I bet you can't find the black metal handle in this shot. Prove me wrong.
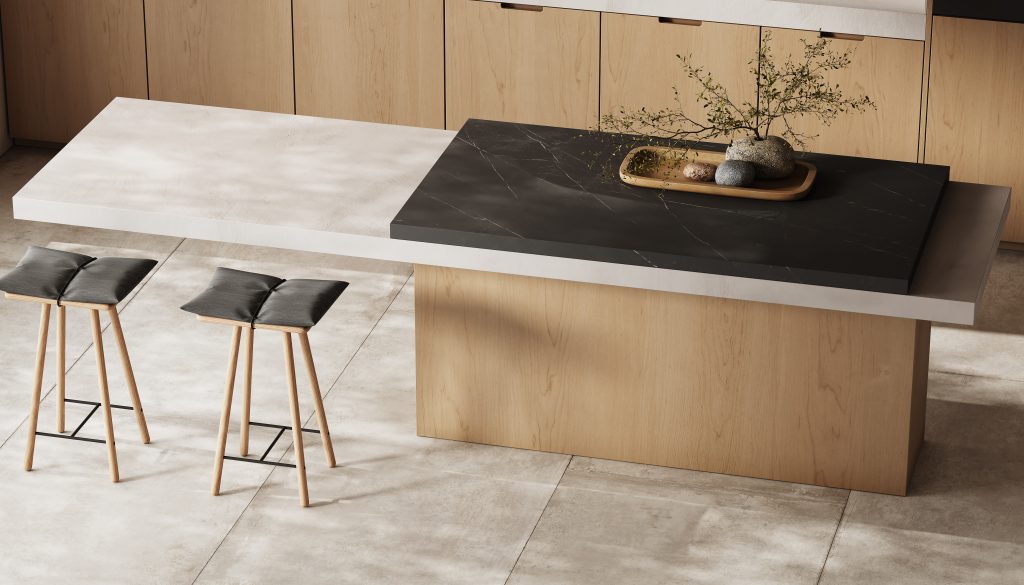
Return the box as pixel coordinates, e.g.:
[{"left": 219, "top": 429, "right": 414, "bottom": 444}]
[
  {"left": 658, "top": 17, "right": 703, "bottom": 26},
  {"left": 500, "top": 2, "right": 543, "bottom": 11},
  {"left": 820, "top": 31, "right": 865, "bottom": 41}
]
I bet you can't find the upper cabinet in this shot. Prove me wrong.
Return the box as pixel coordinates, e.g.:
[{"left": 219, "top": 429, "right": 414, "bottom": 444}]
[
  {"left": 0, "top": 0, "right": 148, "bottom": 143},
  {"left": 601, "top": 15, "right": 759, "bottom": 143},
  {"left": 294, "top": 0, "right": 444, "bottom": 129},
  {"left": 144, "top": 0, "right": 294, "bottom": 114},
  {"left": 445, "top": 0, "right": 600, "bottom": 131},
  {"left": 926, "top": 17, "right": 1024, "bottom": 242},
  {"left": 764, "top": 28, "right": 924, "bottom": 162}
]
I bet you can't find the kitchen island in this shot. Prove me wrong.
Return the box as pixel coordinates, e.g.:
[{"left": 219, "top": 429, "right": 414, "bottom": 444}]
[{"left": 12, "top": 98, "right": 1010, "bottom": 495}]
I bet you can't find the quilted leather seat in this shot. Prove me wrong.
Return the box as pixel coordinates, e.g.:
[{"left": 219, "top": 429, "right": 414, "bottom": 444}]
[
  {"left": 180, "top": 267, "right": 348, "bottom": 328},
  {"left": 0, "top": 246, "right": 157, "bottom": 305}
]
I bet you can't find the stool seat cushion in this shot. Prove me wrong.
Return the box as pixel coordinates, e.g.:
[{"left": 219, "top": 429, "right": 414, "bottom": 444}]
[
  {"left": 180, "top": 267, "right": 348, "bottom": 328},
  {"left": 0, "top": 246, "right": 158, "bottom": 305}
]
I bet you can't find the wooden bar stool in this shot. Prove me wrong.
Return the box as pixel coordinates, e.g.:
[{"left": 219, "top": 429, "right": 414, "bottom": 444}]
[
  {"left": 181, "top": 268, "right": 348, "bottom": 507},
  {"left": 0, "top": 246, "right": 157, "bottom": 482}
]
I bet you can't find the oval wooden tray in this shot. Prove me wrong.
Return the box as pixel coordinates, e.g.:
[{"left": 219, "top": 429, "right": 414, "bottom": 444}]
[{"left": 619, "top": 146, "right": 817, "bottom": 201}]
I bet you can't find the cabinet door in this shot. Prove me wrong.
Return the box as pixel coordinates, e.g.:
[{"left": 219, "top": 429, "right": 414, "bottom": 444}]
[
  {"left": 601, "top": 15, "right": 759, "bottom": 144},
  {"left": 765, "top": 28, "right": 924, "bottom": 162},
  {"left": 1, "top": 0, "right": 148, "bottom": 143},
  {"left": 145, "top": 0, "right": 294, "bottom": 114},
  {"left": 926, "top": 17, "right": 1024, "bottom": 242},
  {"left": 294, "top": 0, "right": 444, "bottom": 129},
  {"left": 445, "top": 0, "right": 599, "bottom": 130}
]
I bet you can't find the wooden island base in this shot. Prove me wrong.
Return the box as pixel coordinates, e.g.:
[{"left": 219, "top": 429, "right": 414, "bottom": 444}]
[{"left": 414, "top": 265, "right": 930, "bottom": 496}]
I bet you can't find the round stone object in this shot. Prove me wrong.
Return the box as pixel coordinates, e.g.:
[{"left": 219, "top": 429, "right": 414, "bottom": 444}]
[
  {"left": 725, "top": 135, "right": 795, "bottom": 179},
  {"left": 682, "top": 161, "right": 717, "bottom": 183},
  {"left": 715, "top": 159, "right": 757, "bottom": 187}
]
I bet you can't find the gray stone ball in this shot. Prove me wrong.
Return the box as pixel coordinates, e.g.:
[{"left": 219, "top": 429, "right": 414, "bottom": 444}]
[{"left": 715, "top": 159, "right": 757, "bottom": 187}]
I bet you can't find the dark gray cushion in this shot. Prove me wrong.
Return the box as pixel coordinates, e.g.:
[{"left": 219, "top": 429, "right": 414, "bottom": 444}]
[
  {"left": 180, "top": 267, "right": 348, "bottom": 328},
  {"left": 0, "top": 246, "right": 157, "bottom": 305}
]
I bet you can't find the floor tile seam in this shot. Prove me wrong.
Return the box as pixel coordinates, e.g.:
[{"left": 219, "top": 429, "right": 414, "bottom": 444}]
[
  {"left": 503, "top": 455, "right": 573, "bottom": 585},
  {"left": 0, "top": 238, "right": 186, "bottom": 449},
  {"left": 815, "top": 490, "right": 851, "bottom": 585}
]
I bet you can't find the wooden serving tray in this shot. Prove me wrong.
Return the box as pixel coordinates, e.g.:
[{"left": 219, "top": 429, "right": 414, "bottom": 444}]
[{"left": 619, "top": 146, "right": 817, "bottom": 201}]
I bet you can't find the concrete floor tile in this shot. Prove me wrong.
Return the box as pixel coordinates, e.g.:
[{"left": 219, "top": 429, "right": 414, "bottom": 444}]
[
  {"left": 506, "top": 457, "right": 848, "bottom": 585},
  {"left": 819, "top": 372, "right": 1024, "bottom": 585}
]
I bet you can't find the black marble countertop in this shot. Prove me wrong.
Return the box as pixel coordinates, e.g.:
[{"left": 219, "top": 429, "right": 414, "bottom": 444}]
[
  {"left": 391, "top": 119, "right": 949, "bottom": 294},
  {"left": 933, "top": 0, "right": 1024, "bottom": 25}
]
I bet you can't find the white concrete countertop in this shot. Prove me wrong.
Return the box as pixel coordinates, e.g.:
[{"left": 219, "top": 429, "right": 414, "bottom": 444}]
[
  {"left": 481, "top": 0, "right": 928, "bottom": 40},
  {"left": 12, "top": 98, "right": 1008, "bottom": 325}
]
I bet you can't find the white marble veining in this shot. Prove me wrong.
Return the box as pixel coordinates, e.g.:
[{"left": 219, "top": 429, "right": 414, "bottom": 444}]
[
  {"left": 481, "top": 0, "right": 927, "bottom": 40},
  {"left": 12, "top": 98, "right": 1009, "bottom": 325}
]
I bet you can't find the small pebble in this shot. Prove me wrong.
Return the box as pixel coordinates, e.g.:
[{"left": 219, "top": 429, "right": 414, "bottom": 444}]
[
  {"left": 682, "top": 161, "right": 717, "bottom": 183},
  {"left": 715, "top": 159, "right": 757, "bottom": 187}
]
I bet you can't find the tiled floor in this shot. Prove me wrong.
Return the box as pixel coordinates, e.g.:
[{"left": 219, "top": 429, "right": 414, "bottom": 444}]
[{"left": 0, "top": 146, "right": 1021, "bottom": 584}]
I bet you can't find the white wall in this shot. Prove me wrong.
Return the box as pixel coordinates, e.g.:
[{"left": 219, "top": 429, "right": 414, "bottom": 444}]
[{"left": 0, "top": 39, "right": 9, "bottom": 155}]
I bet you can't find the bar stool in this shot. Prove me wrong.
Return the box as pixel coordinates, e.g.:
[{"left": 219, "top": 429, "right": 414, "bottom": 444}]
[
  {"left": 0, "top": 246, "right": 157, "bottom": 482},
  {"left": 181, "top": 267, "right": 348, "bottom": 507}
]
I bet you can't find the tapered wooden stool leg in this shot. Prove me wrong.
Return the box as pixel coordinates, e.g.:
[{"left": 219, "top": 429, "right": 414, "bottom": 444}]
[
  {"left": 89, "top": 310, "right": 119, "bottom": 483},
  {"left": 212, "top": 326, "right": 242, "bottom": 496},
  {"left": 24, "top": 304, "right": 51, "bottom": 471},
  {"left": 283, "top": 333, "right": 309, "bottom": 507},
  {"left": 298, "top": 332, "right": 335, "bottom": 468},
  {"left": 56, "top": 306, "right": 66, "bottom": 433},
  {"left": 239, "top": 327, "right": 254, "bottom": 456},
  {"left": 108, "top": 307, "right": 150, "bottom": 444}
]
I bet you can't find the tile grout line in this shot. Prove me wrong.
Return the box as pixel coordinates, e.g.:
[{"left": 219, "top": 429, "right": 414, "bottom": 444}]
[
  {"left": 503, "top": 455, "right": 573, "bottom": 585},
  {"left": 190, "top": 269, "right": 413, "bottom": 585},
  {"left": 0, "top": 238, "right": 186, "bottom": 450},
  {"left": 815, "top": 490, "right": 851, "bottom": 585}
]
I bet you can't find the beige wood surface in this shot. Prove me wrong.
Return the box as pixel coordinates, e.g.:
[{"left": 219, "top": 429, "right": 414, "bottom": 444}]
[
  {"left": 445, "top": 0, "right": 600, "bottom": 130},
  {"left": 56, "top": 306, "right": 66, "bottom": 433},
  {"left": 108, "top": 308, "right": 151, "bottom": 444},
  {"left": 0, "top": 0, "right": 148, "bottom": 143},
  {"left": 926, "top": 17, "right": 1024, "bottom": 243},
  {"left": 619, "top": 147, "right": 817, "bottom": 200},
  {"left": 282, "top": 333, "right": 309, "bottom": 507},
  {"left": 89, "top": 309, "right": 119, "bottom": 483},
  {"left": 600, "top": 15, "right": 759, "bottom": 142},
  {"left": 23, "top": 304, "right": 51, "bottom": 471},
  {"left": 144, "top": 0, "right": 294, "bottom": 113},
  {"left": 212, "top": 326, "right": 241, "bottom": 496},
  {"left": 765, "top": 28, "right": 924, "bottom": 162},
  {"left": 294, "top": 0, "right": 444, "bottom": 128},
  {"left": 298, "top": 332, "right": 336, "bottom": 468},
  {"left": 415, "top": 265, "right": 929, "bottom": 495},
  {"left": 240, "top": 327, "right": 254, "bottom": 457}
]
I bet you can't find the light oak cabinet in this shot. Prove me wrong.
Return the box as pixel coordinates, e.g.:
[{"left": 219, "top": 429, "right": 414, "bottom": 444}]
[
  {"left": 926, "top": 17, "right": 1024, "bottom": 242},
  {"left": 601, "top": 15, "right": 760, "bottom": 143},
  {"left": 765, "top": 28, "right": 924, "bottom": 162},
  {"left": 445, "top": 0, "right": 600, "bottom": 130},
  {"left": 294, "top": 0, "right": 444, "bottom": 129},
  {"left": 144, "top": 0, "right": 294, "bottom": 114},
  {"left": 0, "top": 0, "right": 148, "bottom": 143}
]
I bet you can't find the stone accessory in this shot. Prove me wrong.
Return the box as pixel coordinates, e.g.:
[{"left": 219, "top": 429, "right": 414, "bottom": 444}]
[
  {"left": 715, "top": 160, "right": 757, "bottom": 187},
  {"left": 725, "top": 135, "right": 796, "bottom": 179},
  {"left": 682, "top": 161, "right": 717, "bottom": 183}
]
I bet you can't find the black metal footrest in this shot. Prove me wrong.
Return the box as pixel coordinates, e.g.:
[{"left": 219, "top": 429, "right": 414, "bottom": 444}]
[
  {"left": 35, "top": 398, "right": 134, "bottom": 444},
  {"left": 222, "top": 421, "right": 320, "bottom": 469}
]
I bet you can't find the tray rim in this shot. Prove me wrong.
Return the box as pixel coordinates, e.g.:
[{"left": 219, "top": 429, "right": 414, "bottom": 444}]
[{"left": 619, "top": 145, "right": 817, "bottom": 201}]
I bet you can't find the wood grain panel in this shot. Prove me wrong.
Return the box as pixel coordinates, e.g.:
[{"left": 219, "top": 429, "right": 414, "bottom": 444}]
[
  {"left": 415, "top": 265, "right": 929, "bottom": 495},
  {"left": 766, "top": 28, "right": 924, "bottom": 162},
  {"left": 294, "top": 0, "right": 444, "bottom": 128},
  {"left": 601, "top": 15, "right": 759, "bottom": 143},
  {"left": 144, "top": 0, "right": 294, "bottom": 113},
  {"left": 926, "top": 17, "right": 1024, "bottom": 242},
  {"left": 0, "top": 0, "right": 148, "bottom": 143},
  {"left": 444, "top": 0, "right": 600, "bottom": 130}
]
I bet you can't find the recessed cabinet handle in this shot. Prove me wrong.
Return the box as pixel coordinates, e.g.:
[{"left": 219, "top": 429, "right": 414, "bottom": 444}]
[
  {"left": 820, "top": 31, "right": 865, "bottom": 41},
  {"left": 658, "top": 17, "right": 703, "bottom": 26},
  {"left": 500, "top": 2, "right": 543, "bottom": 11}
]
